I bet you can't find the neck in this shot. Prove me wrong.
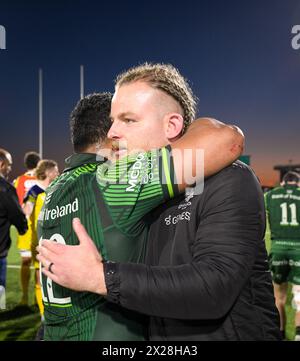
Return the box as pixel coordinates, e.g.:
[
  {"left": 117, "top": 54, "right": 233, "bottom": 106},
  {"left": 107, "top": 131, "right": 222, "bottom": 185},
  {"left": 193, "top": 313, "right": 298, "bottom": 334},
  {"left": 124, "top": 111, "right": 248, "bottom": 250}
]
[
  {"left": 80, "top": 141, "right": 112, "bottom": 160},
  {"left": 83, "top": 144, "right": 98, "bottom": 154},
  {"left": 38, "top": 179, "right": 50, "bottom": 189}
]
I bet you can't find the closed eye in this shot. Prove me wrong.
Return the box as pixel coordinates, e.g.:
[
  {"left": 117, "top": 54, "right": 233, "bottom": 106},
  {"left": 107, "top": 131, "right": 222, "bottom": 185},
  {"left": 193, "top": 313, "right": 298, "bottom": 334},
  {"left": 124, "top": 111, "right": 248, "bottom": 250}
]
[{"left": 123, "top": 118, "right": 136, "bottom": 123}]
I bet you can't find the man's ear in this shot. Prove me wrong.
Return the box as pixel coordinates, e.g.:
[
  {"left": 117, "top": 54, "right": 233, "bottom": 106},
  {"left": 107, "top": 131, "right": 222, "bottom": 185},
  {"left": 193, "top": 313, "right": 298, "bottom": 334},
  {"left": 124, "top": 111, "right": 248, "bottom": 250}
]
[{"left": 164, "top": 113, "right": 184, "bottom": 140}]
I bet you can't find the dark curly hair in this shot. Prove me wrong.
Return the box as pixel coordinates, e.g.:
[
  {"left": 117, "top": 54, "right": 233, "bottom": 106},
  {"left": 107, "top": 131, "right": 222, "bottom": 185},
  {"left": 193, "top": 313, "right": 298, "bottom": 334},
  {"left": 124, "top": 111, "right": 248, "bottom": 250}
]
[
  {"left": 70, "top": 92, "right": 112, "bottom": 152},
  {"left": 24, "top": 151, "right": 40, "bottom": 170}
]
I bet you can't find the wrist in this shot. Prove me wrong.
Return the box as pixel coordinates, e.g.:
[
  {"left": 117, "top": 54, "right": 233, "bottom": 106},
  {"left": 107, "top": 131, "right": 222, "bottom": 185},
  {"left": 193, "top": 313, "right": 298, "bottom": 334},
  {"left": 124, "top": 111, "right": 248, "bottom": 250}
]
[
  {"left": 92, "top": 260, "right": 107, "bottom": 295},
  {"left": 103, "top": 261, "right": 121, "bottom": 304}
]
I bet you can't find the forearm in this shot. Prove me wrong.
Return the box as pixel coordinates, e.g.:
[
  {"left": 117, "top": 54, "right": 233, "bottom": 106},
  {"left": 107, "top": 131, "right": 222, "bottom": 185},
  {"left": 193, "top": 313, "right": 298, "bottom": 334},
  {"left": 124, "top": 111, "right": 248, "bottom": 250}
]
[
  {"left": 103, "top": 260, "right": 250, "bottom": 320},
  {"left": 103, "top": 166, "right": 264, "bottom": 320},
  {"left": 171, "top": 118, "right": 244, "bottom": 191},
  {"left": 23, "top": 201, "right": 34, "bottom": 217}
]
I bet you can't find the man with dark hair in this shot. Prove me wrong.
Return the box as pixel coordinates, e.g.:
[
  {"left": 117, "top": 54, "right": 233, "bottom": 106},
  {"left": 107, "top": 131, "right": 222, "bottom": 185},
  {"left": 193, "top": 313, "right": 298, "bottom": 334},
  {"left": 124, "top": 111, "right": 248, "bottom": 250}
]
[
  {"left": 37, "top": 86, "right": 243, "bottom": 340},
  {"left": 15, "top": 152, "right": 41, "bottom": 205},
  {"left": 14, "top": 150, "right": 40, "bottom": 305},
  {"left": 265, "top": 171, "right": 300, "bottom": 340},
  {"left": 70, "top": 92, "right": 112, "bottom": 153},
  {"left": 0, "top": 148, "right": 27, "bottom": 308},
  {"left": 23, "top": 152, "right": 41, "bottom": 176}
]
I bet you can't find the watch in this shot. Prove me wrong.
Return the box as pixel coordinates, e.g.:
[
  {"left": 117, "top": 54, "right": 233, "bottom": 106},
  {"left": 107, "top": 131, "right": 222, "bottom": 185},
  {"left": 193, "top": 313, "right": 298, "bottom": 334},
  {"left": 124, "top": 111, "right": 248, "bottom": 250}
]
[{"left": 103, "top": 261, "right": 120, "bottom": 304}]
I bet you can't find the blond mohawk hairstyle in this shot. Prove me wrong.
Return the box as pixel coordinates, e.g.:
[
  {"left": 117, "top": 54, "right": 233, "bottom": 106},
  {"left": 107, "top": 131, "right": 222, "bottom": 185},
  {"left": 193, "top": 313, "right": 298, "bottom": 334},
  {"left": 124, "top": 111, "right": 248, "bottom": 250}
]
[{"left": 115, "top": 63, "right": 197, "bottom": 133}]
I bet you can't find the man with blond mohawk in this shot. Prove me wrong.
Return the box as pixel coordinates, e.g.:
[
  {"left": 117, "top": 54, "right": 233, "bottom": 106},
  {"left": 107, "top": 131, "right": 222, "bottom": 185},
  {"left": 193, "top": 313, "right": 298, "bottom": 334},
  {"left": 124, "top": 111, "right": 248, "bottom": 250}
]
[
  {"left": 38, "top": 81, "right": 242, "bottom": 340},
  {"left": 38, "top": 63, "right": 280, "bottom": 341}
]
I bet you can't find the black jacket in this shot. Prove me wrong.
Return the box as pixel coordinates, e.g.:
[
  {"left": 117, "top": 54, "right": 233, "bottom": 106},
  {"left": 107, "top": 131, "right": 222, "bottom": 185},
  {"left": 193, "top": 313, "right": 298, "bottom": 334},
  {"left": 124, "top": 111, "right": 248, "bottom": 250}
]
[
  {"left": 0, "top": 176, "right": 27, "bottom": 258},
  {"left": 105, "top": 162, "right": 281, "bottom": 340}
]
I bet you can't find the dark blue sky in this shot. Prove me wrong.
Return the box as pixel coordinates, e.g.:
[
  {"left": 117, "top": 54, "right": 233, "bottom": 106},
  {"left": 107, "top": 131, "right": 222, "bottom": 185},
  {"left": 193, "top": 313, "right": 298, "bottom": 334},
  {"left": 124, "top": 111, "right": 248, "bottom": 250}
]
[{"left": 0, "top": 0, "right": 299, "bottom": 185}]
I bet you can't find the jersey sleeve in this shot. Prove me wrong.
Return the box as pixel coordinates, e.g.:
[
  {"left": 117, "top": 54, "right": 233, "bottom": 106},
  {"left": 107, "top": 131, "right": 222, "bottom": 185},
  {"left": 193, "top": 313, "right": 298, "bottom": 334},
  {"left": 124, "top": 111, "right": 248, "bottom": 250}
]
[
  {"left": 96, "top": 145, "right": 179, "bottom": 232},
  {"left": 24, "top": 185, "right": 42, "bottom": 205}
]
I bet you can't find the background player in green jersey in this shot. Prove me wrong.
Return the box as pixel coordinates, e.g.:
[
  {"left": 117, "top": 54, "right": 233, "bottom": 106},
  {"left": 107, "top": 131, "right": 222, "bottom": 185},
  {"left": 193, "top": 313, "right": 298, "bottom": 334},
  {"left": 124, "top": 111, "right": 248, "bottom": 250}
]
[
  {"left": 265, "top": 171, "right": 300, "bottom": 340},
  {"left": 38, "top": 68, "right": 244, "bottom": 340}
]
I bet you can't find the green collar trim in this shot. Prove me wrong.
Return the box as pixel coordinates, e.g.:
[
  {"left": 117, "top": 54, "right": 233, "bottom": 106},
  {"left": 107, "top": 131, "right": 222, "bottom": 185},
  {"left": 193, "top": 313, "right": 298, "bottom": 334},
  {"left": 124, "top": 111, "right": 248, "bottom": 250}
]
[{"left": 64, "top": 153, "right": 99, "bottom": 171}]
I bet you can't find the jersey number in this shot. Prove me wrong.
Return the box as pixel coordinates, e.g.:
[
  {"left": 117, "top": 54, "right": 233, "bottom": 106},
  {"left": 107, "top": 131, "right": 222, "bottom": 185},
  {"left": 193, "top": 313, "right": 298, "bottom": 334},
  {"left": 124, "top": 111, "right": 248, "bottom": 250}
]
[
  {"left": 280, "top": 203, "right": 299, "bottom": 226},
  {"left": 40, "top": 233, "right": 72, "bottom": 305}
]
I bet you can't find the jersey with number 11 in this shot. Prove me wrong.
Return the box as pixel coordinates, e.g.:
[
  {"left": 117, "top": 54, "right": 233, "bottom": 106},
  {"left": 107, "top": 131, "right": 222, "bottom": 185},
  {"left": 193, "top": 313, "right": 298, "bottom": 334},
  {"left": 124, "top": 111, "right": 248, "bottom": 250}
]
[{"left": 265, "top": 184, "right": 300, "bottom": 241}]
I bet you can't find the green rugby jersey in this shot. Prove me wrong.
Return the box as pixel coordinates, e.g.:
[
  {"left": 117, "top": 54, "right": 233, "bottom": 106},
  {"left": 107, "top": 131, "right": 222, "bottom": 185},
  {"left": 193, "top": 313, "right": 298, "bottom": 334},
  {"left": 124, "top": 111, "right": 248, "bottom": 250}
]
[
  {"left": 38, "top": 148, "right": 178, "bottom": 340},
  {"left": 265, "top": 184, "right": 300, "bottom": 241}
]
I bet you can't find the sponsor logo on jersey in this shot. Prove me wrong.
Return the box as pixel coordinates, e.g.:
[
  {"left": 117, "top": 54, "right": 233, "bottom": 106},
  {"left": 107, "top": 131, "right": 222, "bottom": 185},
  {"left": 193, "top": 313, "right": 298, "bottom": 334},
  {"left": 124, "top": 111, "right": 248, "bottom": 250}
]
[
  {"left": 164, "top": 211, "right": 191, "bottom": 226},
  {"left": 274, "top": 241, "right": 300, "bottom": 247},
  {"left": 44, "top": 198, "right": 78, "bottom": 220},
  {"left": 289, "top": 259, "right": 300, "bottom": 267},
  {"left": 126, "top": 153, "right": 149, "bottom": 192},
  {"left": 271, "top": 194, "right": 300, "bottom": 201}
]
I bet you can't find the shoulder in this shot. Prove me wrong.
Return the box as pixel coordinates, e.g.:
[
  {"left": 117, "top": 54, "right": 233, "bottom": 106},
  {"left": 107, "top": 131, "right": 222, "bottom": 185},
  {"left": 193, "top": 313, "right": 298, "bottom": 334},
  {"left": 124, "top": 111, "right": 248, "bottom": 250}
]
[
  {"left": 25, "top": 170, "right": 36, "bottom": 177},
  {"left": 32, "top": 184, "right": 44, "bottom": 193},
  {"left": 269, "top": 186, "right": 283, "bottom": 193},
  {"left": 27, "top": 185, "right": 37, "bottom": 196},
  {"left": 197, "top": 161, "right": 264, "bottom": 210},
  {"left": 16, "top": 173, "right": 28, "bottom": 182},
  {"left": 206, "top": 160, "right": 260, "bottom": 188}
]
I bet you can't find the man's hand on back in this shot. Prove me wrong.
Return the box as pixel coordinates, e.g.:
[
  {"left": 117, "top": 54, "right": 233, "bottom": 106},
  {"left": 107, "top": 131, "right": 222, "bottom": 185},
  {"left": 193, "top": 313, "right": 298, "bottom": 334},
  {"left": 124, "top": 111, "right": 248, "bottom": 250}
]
[{"left": 37, "top": 218, "right": 107, "bottom": 295}]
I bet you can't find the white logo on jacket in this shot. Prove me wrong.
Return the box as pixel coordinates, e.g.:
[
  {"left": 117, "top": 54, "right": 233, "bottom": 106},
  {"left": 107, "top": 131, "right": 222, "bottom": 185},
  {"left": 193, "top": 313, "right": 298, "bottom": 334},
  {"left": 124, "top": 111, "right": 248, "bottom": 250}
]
[
  {"left": 164, "top": 211, "right": 191, "bottom": 226},
  {"left": 178, "top": 189, "right": 195, "bottom": 210}
]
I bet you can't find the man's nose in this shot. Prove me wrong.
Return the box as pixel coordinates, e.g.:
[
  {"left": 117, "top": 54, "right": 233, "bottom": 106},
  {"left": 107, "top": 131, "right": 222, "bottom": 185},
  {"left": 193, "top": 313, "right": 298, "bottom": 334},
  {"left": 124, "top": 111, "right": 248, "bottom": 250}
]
[{"left": 107, "top": 121, "right": 121, "bottom": 140}]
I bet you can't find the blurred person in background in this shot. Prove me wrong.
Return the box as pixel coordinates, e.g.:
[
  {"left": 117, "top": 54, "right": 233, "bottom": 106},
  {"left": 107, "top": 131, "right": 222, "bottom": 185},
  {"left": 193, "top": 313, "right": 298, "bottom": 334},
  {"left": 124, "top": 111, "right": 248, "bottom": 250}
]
[
  {"left": 14, "top": 151, "right": 40, "bottom": 306},
  {"left": 25, "top": 159, "right": 59, "bottom": 340},
  {"left": 265, "top": 171, "right": 300, "bottom": 340},
  {"left": 0, "top": 148, "right": 27, "bottom": 309}
]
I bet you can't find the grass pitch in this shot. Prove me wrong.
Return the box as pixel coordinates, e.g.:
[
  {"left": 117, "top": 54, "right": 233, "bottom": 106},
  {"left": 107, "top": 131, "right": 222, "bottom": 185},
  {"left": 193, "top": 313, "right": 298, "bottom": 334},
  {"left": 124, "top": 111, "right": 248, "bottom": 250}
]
[{"left": 0, "top": 227, "right": 40, "bottom": 341}]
